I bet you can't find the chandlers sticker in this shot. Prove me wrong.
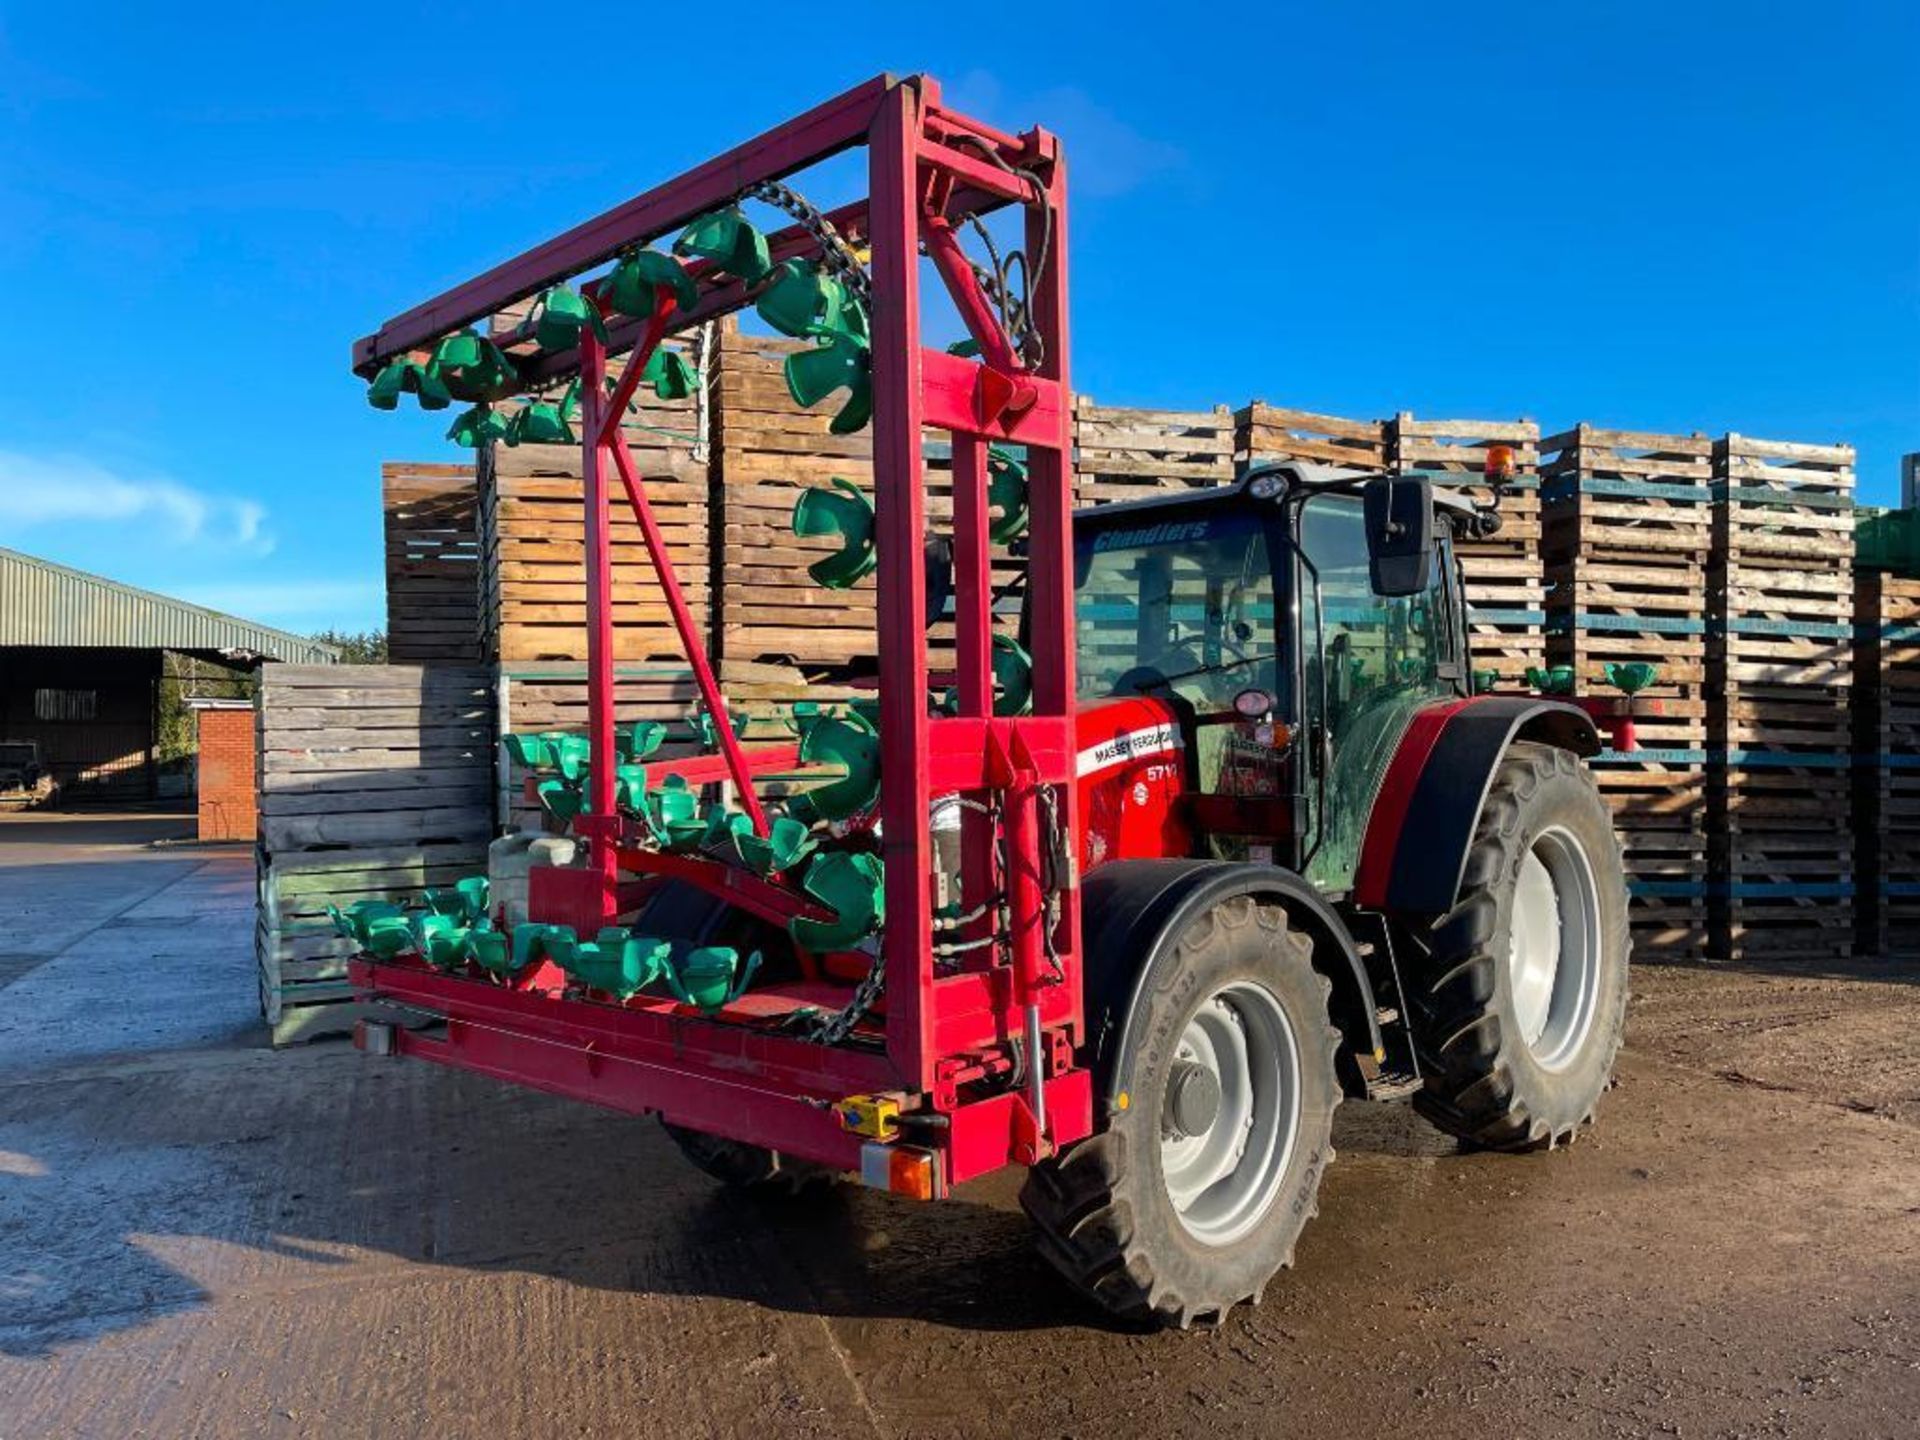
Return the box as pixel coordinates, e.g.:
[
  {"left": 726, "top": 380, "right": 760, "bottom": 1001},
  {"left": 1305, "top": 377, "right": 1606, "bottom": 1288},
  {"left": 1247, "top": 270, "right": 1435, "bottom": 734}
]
[
  {"left": 1090, "top": 520, "right": 1211, "bottom": 553},
  {"left": 1077, "top": 723, "right": 1185, "bottom": 777}
]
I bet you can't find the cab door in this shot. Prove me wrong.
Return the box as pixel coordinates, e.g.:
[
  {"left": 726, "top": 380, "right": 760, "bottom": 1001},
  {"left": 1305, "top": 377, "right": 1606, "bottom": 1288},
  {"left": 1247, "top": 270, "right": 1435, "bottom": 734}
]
[{"left": 1295, "top": 492, "right": 1462, "bottom": 892}]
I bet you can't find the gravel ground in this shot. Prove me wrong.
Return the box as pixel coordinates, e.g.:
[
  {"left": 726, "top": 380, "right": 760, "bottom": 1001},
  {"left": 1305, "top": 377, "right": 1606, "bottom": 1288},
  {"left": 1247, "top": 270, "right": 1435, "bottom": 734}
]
[{"left": 0, "top": 814, "right": 1915, "bottom": 1440}]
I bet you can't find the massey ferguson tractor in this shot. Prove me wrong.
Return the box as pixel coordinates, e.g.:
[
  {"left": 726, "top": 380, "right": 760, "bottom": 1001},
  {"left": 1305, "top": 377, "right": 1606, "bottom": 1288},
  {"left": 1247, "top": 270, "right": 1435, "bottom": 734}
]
[{"left": 347, "top": 73, "right": 1629, "bottom": 1327}]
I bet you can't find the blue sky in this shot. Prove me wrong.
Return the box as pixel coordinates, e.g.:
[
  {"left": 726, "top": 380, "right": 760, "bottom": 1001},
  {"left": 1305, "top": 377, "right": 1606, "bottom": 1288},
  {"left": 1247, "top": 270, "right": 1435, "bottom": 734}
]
[{"left": 1, "top": 2, "right": 1914, "bottom": 635}]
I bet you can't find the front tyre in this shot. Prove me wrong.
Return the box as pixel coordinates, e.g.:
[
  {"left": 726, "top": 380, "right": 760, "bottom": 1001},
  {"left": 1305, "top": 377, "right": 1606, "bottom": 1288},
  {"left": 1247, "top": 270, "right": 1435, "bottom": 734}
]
[
  {"left": 1021, "top": 897, "right": 1341, "bottom": 1328},
  {"left": 1406, "top": 741, "right": 1630, "bottom": 1150}
]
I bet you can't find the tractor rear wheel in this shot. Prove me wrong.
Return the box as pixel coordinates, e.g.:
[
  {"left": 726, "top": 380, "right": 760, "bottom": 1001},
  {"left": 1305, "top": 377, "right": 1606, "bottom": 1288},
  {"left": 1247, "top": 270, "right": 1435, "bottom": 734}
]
[
  {"left": 1021, "top": 896, "right": 1341, "bottom": 1328},
  {"left": 1404, "top": 741, "right": 1629, "bottom": 1150}
]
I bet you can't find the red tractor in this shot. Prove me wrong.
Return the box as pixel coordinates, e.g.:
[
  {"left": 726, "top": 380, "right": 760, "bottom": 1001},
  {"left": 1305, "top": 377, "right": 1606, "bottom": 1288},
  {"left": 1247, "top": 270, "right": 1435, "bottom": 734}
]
[{"left": 348, "top": 74, "right": 1629, "bottom": 1327}]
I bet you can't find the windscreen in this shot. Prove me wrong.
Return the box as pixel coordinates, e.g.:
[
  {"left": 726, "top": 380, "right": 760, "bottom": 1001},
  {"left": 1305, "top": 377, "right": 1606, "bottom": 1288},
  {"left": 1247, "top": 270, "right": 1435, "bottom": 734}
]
[{"left": 1072, "top": 507, "right": 1282, "bottom": 710}]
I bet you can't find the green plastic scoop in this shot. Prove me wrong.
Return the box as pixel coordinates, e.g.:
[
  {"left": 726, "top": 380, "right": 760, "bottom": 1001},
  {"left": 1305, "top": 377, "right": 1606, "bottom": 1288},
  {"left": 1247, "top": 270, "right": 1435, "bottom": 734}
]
[
  {"left": 610, "top": 763, "right": 649, "bottom": 813},
  {"left": 446, "top": 403, "right": 509, "bottom": 448},
  {"left": 602, "top": 248, "right": 699, "bottom": 317},
  {"left": 1603, "top": 661, "right": 1659, "bottom": 695},
  {"left": 786, "top": 710, "right": 881, "bottom": 826},
  {"left": 693, "top": 710, "right": 751, "bottom": 749},
  {"left": 531, "top": 284, "right": 607, "bottom": 353},
  {"left": 791, "top": 476, "right": 877, "bottom": 589},
  {"left": 640, "top": 346, "right": 697, "bottom": 401},
  {"left": 941, "top": 633, "right": 1034, "bottom": 717},
  {"left": 468, "top": 921, "right": 554, "bottom": 978},
  {"left": 1524, "top": 665, "right": 1576, "bottom": 695},
  {"left": 424, "top": 875, "right": 489, "bottom": 927},
  {"left": 429, "top": 330, "right": 519, "bottom": 402},
  {"left": 784, "top": 327, "right": 872, "bottom": 436},
  {"left": 674, "top": 207, "right": 772, "bottom": 283},
  {"left": 368, "top": 356, "right": 452, "bottom": 411},
  {"left": 987, "top": 447, "right": 1030, "bottom": 542},
  {"left": 412, "top": 912, "right": 473, "bottom": 970},
  {"left": 621, "top": 722, "right": 667, "bottom": 762},
  {"left": 756, "top": 258, "right": 850, "bottom": 339},
  {"left": 662, "top": 946, "right": 762, "bottom": 1013},
  {"left": 790, "top": 850, "right": 886, "bottom": 953},
  {"left": 730, "top": 814, "right": 819, "bottom": 876},
  {"left": 328, "top": 900, "right": 405, "bottom": 946},
  {"left": 545, "top": 926, "right": 674, "bottom": 1000},
  {"left": 643, "top": 774, "right": 709, "bottom": 850},
  {"left": 503, "top": 380, "right": 580, "bottom": 447},
  {"left": 1471, "top": 668, "right": 1500, "bottom": 695},
  {"left": 536, "top": 777, "right": 585, "bottom": 823}
]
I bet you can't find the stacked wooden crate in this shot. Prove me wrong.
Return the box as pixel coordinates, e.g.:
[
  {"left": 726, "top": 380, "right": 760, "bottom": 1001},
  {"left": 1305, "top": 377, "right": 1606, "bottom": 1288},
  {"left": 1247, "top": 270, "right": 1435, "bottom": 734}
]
[
  {"left": 1541, "top": 426, "right": 1714, "bottom": 956},
  {"left": 712, "top": 325, "right": 1023, "bottom": 717},
  {"left": 1851, "top": 569, "right": 1920, "bottom": 957},
  {"left": 711, "top": 326, "right": 897, "bottom": 690},
  {"left": 475, "top": 341, "right": 714, "bottom": 820},
  {"left": 1233, "top": 403, "right": 1387, "bottom": 474},
  {"left": 255, "top": 665, "right": 494, "bottom": 1043},
  {"left": 1708, "top": 435, "right": 1857, "bottom": 961},
  {"left": 1075, "top": 400, "right": 1236, "bottom": 504},
  {"left": 1389, "top": 415, "right": 1544, "bottom": 686},
  {"left": 383, "top": 462, "right": 481, "bottom": 663},
  {"left": 477, "top": 361, "right": 708, "bottom": 666}
]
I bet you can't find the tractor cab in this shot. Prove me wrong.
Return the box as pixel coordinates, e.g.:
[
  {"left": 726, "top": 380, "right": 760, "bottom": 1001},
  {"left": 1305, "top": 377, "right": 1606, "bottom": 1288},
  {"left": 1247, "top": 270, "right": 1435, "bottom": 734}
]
[{"left": 1068, "top": 466, "right": 1473, "bottom": 891}]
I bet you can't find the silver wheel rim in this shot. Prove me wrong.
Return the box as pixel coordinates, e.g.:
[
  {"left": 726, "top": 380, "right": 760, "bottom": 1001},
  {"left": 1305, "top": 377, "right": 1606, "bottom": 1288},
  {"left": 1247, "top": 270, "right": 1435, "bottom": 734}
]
[
  {"left": 1508, "top": 824, "right": 1602, "bottom": 1071},
  {"left": 1160, "top": 980, "right": 1301, "bottom": 1247}
]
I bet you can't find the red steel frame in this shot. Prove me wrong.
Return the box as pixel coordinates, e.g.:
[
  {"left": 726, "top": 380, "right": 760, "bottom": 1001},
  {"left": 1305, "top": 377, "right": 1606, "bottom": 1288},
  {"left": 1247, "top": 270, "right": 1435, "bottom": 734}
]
[{"left": 348, "top": 75, "right": 1092, "bottom": 1186}]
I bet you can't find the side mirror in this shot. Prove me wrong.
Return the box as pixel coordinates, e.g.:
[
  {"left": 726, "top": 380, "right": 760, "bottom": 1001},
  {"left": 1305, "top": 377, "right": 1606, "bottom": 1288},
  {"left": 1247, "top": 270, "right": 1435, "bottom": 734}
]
[{"left": 1362, "top": 474, "right": 1434, "bottom": 597}]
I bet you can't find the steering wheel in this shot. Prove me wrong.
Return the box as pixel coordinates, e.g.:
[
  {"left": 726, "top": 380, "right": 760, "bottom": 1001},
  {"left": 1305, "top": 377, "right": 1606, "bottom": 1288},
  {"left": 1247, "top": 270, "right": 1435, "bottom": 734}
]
[{"left": 1119, "top": 633, "right": 1253, "bottom": 697}]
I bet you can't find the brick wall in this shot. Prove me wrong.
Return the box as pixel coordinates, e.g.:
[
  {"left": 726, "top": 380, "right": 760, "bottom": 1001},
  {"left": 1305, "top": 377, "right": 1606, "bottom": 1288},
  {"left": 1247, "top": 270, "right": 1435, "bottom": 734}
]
[{"left": 196, "top": 705, "right": 256, "bottom": 841}]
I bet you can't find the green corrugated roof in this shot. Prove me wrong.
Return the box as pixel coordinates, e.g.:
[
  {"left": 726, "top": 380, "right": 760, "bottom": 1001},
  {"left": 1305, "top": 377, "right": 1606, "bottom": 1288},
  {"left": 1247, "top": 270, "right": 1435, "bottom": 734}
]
[{"left": 0, "top": 546, "right": 340, "bottom": 662}]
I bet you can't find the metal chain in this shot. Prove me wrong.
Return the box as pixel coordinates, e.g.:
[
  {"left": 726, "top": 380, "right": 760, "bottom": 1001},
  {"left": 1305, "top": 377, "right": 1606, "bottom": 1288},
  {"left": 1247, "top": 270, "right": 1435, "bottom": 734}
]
[
  {"left": 746, "top": 181, "right": 871, "bottom": 300},
  {"left": 800, "top": 945, "right": 885, "bottom": 1045}
]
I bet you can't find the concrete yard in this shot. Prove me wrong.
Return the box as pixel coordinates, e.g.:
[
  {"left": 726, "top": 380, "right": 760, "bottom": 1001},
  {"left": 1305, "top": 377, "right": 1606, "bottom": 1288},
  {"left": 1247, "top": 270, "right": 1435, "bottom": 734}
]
[{"left": 0, "top": 814, "right": 1916, "bottom": 1440}]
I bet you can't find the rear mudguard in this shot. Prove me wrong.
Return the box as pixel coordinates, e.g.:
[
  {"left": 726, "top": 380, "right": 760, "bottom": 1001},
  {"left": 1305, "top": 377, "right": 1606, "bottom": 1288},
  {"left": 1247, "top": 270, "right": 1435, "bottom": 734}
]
[
  {"left": 1351, "top": 696, "right": 1600, "bottom": 917},
  {"left": 1078, "top": 859, "right": 1382, "bottom": 1109}
]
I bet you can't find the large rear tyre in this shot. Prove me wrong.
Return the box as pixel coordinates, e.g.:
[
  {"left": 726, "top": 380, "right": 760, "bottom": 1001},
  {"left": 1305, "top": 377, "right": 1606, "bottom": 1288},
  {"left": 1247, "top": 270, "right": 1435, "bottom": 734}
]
[
  {"left": 1405, "top": 741, "right": 1630, "bottom": 1150},
  {"left": 1021, "top": 896, "right": 1341, "bottom": 1328}
]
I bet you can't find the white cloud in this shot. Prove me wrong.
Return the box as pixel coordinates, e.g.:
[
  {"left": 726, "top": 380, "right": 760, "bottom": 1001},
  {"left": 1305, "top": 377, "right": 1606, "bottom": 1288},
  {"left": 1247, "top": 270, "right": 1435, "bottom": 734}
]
[{"left": 0, "top": 449, "right": 275, "bottom": 555}]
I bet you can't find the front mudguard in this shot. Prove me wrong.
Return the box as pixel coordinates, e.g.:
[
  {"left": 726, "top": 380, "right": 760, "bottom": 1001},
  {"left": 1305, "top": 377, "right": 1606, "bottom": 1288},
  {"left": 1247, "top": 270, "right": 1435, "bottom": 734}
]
[
  {"left": 1352, "top": 696, "right": 1601, "bottom": 917},
  {"left": 1077, "top": 859, "right": 1382, "bottom": 1110}
]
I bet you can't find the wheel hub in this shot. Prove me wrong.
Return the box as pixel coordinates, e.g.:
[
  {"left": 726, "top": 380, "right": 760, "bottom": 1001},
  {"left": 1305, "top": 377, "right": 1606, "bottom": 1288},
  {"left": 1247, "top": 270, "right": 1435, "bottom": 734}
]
[
  {"left": 1163, "top": 1059, "right": 1222, "bottom": 1140},
  {"left": 1159, "top": 982, "right": 1302, "bottom": 1248},
  {"left": 1506, "top": 824, "right": 1603, "bottom": 1071}
]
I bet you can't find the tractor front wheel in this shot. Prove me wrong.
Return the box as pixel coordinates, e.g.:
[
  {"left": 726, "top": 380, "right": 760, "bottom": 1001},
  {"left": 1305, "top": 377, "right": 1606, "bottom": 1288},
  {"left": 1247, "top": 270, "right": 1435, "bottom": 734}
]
[
  {"left": 1404, "top": 741, "right": 1630, "bottom": 1150},
  {"left": 1021, "top": 896, "right": 1341, "bottom": 1328}
]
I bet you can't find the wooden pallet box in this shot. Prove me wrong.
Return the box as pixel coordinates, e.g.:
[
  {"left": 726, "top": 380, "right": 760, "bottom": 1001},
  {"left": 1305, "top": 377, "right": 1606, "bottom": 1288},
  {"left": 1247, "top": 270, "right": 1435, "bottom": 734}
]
[
  {"left": 1072, "top": 400, "right": 1235, "bottom": 505},
  {"left": 1233, "top": 403, "right": 1386, "bottom": 472},
  {"left": 1711, "top": 433, "right": 1855, "bottom": 561},
  {"left": 1540, "top": 425, "right": 1713, "bottom": 561},
  {"left": 714, "top": 326, "right": 1040, "bottom": 672},
  {"left": 1851, "top": 571, "right": 1920, "bottom": 957},
  {"left": 384, "top": 462, "right": 482, "bottom": 663},
  {"left": 255, "top": 664, "right": 495, "bottom": 1043},
  {"left": 1389, "top": 414, "right": 1544, "bottom": 683},
  {"left": 477, "top": 338, "right": 710, "bottom": 665}
]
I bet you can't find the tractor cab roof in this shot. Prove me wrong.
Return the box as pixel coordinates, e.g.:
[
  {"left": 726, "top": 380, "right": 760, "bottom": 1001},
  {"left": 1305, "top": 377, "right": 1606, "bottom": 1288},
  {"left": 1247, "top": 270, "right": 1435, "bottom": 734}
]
[{"left": 1071, "top": 460, "right": 1485, "bottom": 531}]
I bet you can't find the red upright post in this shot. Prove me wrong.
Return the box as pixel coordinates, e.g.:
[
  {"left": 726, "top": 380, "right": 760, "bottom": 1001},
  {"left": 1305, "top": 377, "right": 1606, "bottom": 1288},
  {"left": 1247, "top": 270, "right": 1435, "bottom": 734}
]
[
  {"left": 1022, "top": 132, "right": 1082, "bottom": 969},
  {"left": 578, "top": 327, "right": 620, "bottom": 925},
  {"left": 867, "top": 82, "right": 936, "bottom": 1090}
]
